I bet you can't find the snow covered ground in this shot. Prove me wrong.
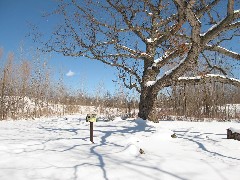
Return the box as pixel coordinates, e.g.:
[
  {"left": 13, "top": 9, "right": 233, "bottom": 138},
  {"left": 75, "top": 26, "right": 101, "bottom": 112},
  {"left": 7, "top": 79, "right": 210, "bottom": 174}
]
[{"left": 0, "top": 116, "right": 240, "bottom": 180}]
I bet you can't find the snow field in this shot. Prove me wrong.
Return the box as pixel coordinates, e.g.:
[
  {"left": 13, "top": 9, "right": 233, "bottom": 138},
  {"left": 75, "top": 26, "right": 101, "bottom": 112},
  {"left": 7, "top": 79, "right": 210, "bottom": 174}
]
[{"left": 0, "top": 116, "right": 240, "bottom": 180}]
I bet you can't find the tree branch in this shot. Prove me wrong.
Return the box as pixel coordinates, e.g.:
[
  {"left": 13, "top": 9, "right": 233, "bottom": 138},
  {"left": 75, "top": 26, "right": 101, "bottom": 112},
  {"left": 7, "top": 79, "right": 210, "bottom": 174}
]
[
  {"left": 205, "top": 45, "right": 240, "bottom": 60},
  {"left": 202, "top": 53, "right": 228, "bottom": 75},
  {"left": 234, "top": 9, "right": 240, "bottom": 19},
  {"left": 227, "top": 0, "right": 234, "bottom": 16},
  {"left": 119, "top": 74, "right": 141, "bottom": 93},
  {"left": 106, "top": 0, "right": 147, "bottom": 43},
  {"left": 178, "top": 74, "right": 240, "bottom": 87},
  {"left": 202, "top": 1, "right": 239, "bottom": 44},
  {"left": 196, "top": 0, "right": 221, "bottom": 19}
]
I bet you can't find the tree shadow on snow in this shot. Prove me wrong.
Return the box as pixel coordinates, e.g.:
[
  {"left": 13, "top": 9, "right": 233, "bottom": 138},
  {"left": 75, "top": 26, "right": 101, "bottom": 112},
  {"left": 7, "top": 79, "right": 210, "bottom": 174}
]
[
  {"left": 88, "top": 120, "right": 188, "bottom": 180},
  {"left": 89, "top": 120, "right": 153, "bottom": 180},
  {"left": 4, "top": 118, "right": 189, "bottom": 180},
  {"left": 174, "top": 130, "right": 240, "bottom": 161},
  {"left": 31, "top": 119, "right": 155, "bottom": 180},
  {"left": 38, "top": 125, "right": 83, "bottom": 136}
]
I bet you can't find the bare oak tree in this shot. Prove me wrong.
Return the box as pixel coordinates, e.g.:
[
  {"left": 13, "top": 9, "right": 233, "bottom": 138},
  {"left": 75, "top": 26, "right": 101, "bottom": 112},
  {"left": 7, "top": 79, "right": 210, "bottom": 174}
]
[{"left": 40, "top": 0, "right": 240, "bottom": 121}]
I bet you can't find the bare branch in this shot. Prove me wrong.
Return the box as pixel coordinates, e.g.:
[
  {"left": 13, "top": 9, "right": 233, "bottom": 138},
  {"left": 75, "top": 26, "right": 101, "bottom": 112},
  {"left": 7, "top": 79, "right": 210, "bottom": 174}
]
[
  {"left": 227, "top": 0, "right": 234, "bottom": 16},
  {"left": 155, "top": 1, "right": 186, "bottom": 45},
  {"left": 202, "top": 2, "right": 240, "bottom": 44},
  {"left": 151, "top": 43, "right": 191, "bottom": 69},
  {"left": 205, "top": 45, "right": 240, "bottom": 60},
  {"left": 115, "top": 44, "right": 152, "bottom": 59},
  {"left": 196, "top": 0, "right": 221, "bottom": 19},
  {"left": 119, "top": 74, "right": 141, "bottom": 93},
  {"left": 178, "top": 74, "right": 240, "bottom": 87},
  {"left": 202, "top": 53, "right": 228, "bottom": 75},
  {"left": 106, "top": 0, "right": 147, "bottom": 43}
]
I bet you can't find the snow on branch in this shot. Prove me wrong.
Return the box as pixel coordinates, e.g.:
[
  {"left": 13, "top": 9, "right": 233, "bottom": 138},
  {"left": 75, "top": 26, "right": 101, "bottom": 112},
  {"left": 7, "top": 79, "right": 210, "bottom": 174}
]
[
  {"left": 115, "top": 44, "right": 152, "bottom": 59},
  {"left": 201, "top": 6, "right": 239, "bottom": 44},
  {"left": 206, "top": 45, "right": 240, "bottom": 60},
  {"left": 178, "top": 74, "right": 240, "bottom": 87},
  {"left": 148, "top": 43, "right": 191, "bottom": 70},
  {"left": 200, "top": 19, "right": 224, "bottom": 37},
  {"left": 145, "top": 81, "right": 156, "bottom": 87},
  {"left": 234, "top": 9, "right": 240, "bottom": 19}
]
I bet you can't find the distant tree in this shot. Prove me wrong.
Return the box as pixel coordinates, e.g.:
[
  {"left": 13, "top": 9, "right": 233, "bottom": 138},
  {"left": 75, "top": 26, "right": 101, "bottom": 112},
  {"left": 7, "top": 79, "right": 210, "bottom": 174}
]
[
  {"left": 37, "top": 0, "right": 240, "bottom": 121},
  {"left": 0, "top": 53, "right": 14, "bottom": 119}
]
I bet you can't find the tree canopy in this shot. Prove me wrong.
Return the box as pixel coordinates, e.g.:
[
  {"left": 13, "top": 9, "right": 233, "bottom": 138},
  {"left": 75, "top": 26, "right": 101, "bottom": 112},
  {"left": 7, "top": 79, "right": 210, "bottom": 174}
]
[{"left": 36, "top": 0, "right": 240, "bottom": 121}]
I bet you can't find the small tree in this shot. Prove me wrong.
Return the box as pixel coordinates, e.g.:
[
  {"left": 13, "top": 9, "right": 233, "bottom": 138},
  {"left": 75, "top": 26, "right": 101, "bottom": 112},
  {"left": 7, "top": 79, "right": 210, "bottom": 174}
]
[
  {"left": 37, "top": 0, "right": 240, "bottom": 121},
  {"left": 0, "top": 53, "right": 15, "bottom": 119}
]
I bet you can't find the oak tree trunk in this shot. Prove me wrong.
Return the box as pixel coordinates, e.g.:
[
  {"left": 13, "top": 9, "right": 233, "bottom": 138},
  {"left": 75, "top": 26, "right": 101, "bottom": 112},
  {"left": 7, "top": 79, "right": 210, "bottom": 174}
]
[{"left": 138, "top": 87, "right": 158, "bottom": 122}]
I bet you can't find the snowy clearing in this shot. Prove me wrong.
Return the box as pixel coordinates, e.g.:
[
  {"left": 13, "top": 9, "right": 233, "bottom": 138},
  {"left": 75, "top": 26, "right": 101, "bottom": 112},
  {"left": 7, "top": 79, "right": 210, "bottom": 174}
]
[{"left": 0, "top": 116, "right": 240, "bottom": 180}]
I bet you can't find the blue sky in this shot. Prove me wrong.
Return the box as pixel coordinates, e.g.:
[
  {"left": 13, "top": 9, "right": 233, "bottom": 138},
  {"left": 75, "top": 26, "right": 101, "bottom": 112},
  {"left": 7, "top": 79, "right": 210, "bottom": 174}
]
[
  {"left": 0, "top": 0, "right": 239, "bottom": 94},
  {"left": 0, "top": 0, "right": 117, "bottom": 94}
]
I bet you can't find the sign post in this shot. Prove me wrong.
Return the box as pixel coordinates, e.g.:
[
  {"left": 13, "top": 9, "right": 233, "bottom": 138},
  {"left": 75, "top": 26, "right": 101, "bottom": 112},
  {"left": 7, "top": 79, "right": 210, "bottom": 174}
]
[
  {"left": 86, "top": 114, "right": 97, "bottom": 143},
  {"left": 90, "top": 122, "right": 94, "bottom": 143}
]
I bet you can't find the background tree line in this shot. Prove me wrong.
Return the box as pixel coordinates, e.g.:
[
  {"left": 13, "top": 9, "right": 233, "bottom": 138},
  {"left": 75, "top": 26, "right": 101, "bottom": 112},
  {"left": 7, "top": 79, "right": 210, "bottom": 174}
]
[
  {"left": 1, "top": 47, "right": 239, "bottom": 121},
  {"left": 156, "top": 81, "right": 240, "bottom": 121},
  {"left": 0, "top": 48, "right": 138, "bottom": 120}
]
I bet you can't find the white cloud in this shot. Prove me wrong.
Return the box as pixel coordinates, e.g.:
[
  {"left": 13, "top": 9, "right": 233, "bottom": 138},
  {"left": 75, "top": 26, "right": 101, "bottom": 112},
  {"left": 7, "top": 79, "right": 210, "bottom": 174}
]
[{"left": 66, "top": 70, "right": 75, "bottom": 77}]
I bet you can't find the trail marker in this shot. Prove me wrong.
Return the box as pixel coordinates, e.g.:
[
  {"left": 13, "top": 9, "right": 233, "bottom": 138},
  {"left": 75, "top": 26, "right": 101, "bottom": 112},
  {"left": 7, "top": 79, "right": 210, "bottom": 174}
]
[{"left": 86, "top": 114, "right": 97, "bottom": 143}]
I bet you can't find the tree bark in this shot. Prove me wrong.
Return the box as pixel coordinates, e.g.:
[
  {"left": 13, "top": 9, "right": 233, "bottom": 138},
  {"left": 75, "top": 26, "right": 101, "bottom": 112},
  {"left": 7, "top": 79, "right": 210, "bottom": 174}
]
[{"left": 138, "top": 86, "right": 158, "bottom": 121}]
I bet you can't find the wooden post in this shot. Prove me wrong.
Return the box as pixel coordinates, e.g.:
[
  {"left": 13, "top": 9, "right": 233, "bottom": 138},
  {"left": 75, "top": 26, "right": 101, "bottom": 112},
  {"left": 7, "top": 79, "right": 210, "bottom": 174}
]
[
  {"left": 90, "top": 122, "right": 94, "bottom": 143},
  {"left": 227, "top": 129, "right": 232, "bottom": 139}
]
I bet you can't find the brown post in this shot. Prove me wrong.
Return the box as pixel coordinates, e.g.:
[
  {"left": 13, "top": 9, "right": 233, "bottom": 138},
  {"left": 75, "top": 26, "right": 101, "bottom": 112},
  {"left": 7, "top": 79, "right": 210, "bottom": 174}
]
[
  {"left": 90, "top": 122, "right": 94, "bottom": 143},
  {"left": 227, "top": 129, "right": 232, "bottom": 139}
]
